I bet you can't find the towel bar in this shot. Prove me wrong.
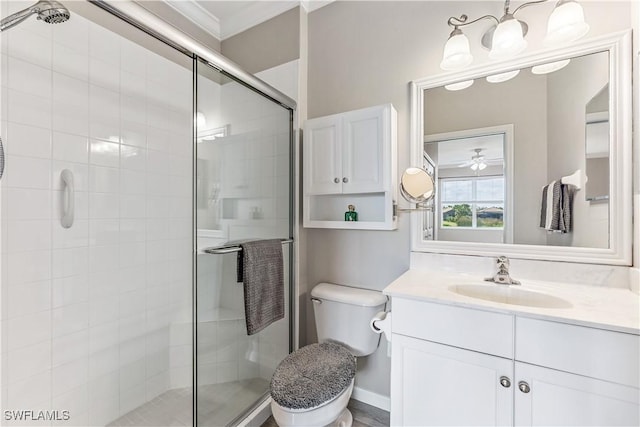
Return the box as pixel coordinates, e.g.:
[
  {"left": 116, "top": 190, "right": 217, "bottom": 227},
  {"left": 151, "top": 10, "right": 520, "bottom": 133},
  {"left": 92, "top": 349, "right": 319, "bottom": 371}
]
[{"left": 204, "top": 238, "right": 294, "bottom": 254}]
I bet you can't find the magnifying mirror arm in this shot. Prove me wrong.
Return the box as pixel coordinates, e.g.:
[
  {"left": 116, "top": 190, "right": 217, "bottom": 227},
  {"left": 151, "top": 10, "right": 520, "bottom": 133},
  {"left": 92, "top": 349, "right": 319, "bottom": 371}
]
[{"left": 393, "top": 202, "right": 434, "bottom": 216}]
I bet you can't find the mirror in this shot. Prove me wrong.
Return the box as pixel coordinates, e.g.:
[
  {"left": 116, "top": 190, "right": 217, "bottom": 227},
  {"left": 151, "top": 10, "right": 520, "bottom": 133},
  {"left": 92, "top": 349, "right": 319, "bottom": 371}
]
[
  {"left": 585, "top": 85, "right": 610, "bottom": 203},
  {"left": 400, "top": 167, "right": 435, "bottom": 205},
  {"left": 410, "top": 31, "right": 632, "bottom": 265}
]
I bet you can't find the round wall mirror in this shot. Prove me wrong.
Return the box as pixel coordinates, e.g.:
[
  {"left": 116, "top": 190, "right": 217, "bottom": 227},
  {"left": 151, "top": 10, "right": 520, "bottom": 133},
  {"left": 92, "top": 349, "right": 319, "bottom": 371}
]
[{"left": 400, "top": 167, "right": 435, "bottom": 204}]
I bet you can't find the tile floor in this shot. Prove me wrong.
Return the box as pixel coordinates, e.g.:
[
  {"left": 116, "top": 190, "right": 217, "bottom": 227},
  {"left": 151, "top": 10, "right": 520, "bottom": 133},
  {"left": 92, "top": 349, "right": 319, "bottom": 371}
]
[
  {"left": 107, "top": 381, "right": 389, "bottom": 427},
  {"left": 107, "top": 378, "right": 269, "bottom": 427}
]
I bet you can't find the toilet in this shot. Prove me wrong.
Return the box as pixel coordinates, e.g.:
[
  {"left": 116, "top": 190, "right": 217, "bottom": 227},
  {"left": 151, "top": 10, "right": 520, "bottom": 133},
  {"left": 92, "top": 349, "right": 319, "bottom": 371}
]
[{"left": 270, "top": 282, "right": 387, "bottom": 427}]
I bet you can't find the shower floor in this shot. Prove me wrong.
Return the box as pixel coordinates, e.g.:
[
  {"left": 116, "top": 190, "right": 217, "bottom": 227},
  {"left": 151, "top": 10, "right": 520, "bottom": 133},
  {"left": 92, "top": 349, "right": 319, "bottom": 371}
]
[{"left": 107, "top": 378, "right": 270, "bottom": 427}]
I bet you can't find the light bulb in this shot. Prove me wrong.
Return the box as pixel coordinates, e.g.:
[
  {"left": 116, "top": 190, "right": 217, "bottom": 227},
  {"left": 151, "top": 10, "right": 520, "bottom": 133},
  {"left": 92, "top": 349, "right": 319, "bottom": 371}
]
[
  {"left": 478, "top": 162, "right": 487, "bottom": 171},
  {"left": 486, "top": 69, "right": 520, "bottom": 83},
  {"left": 440, "top": 29, "right": 474, "bottom": 70},
  {"left": 470, "top": 163, "right": 479, "bottom": 171},
  {"left": 545, "top": 0, "right": 589, "bottom": 45},
  {"left": 445, "top": 80, "right": 474, "bottom": 91},
  {"left": 490, "top": 17, "right": 527, "bottom": 60},
  {"left": 531, "top": 59, "right": 571, "bottom": 74}
]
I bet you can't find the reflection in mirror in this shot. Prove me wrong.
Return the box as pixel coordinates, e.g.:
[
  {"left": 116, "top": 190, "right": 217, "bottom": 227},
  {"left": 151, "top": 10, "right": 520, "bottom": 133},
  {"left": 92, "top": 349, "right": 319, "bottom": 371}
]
[
  {"left": 423, "top": 50, "right": 609, "bottom": 249},
  {"left": 585, "top": 85, "right": 609, "bottom": 203},
  {"left": 425, "top": 128, "right": 512, "bottom": 244}
]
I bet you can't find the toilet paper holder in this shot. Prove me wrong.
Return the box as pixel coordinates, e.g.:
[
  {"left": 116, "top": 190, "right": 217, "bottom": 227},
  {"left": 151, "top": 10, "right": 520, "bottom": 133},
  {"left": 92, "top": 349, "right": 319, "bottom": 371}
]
[{"left": 370, "top": 311, "right": 392, "bottom": 342}]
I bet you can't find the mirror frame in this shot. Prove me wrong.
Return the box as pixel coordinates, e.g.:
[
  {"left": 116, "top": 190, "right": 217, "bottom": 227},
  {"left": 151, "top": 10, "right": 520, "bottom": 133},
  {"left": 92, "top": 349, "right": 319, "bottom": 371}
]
[{"left": 409, "top": 30, "right": 632, "bottom": 265}]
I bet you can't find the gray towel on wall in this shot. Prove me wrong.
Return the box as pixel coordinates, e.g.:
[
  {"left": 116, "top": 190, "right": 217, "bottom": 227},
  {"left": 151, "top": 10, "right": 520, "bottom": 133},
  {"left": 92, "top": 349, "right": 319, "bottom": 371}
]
[
  {"left": 540, "top": 181, "right": 574, "bottom": 233},
  {"left": 237, "top": 239, "right": 284, "bottom": 335}
]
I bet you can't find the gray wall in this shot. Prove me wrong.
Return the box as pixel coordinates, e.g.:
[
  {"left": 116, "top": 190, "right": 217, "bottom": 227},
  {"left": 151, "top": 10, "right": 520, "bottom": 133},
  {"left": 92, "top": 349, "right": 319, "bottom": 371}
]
[
  {"left": 221, "top": 7, "right": 300, "bottom": 74},
  {"left": 305, "top": 0, "right": 633, "bottom": 399}
]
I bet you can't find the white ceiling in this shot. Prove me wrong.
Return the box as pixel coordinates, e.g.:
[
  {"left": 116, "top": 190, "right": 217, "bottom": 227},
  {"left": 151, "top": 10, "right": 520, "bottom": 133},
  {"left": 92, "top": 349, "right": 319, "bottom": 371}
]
[
  {"left": 427, "top": 134, "right": 505, "bottom": 168},
  {"left": 164, "top": 0, "right": 333, "bottom": 41}
]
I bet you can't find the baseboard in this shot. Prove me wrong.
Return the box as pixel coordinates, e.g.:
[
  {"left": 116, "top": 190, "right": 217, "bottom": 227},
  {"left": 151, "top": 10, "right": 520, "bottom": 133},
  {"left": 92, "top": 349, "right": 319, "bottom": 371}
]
[
  {"left": 237, "top": 396, "right": 272, "bottom": 427},
  {"left": 352, "top": 386, "right": 391, "bottom": 412}
]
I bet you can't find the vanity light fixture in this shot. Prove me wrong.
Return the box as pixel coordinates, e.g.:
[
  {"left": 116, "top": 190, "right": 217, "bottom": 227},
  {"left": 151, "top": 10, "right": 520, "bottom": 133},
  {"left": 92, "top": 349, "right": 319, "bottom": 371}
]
[{"left": 440, "top": 0, "right": 589, "bottom": 71}]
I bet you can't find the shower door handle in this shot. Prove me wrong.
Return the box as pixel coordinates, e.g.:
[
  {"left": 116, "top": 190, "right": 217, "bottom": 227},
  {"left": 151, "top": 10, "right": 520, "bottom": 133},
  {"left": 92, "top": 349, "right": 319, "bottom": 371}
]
[{"left": 61, "top": 169, "right": 74, "bottom": 229}]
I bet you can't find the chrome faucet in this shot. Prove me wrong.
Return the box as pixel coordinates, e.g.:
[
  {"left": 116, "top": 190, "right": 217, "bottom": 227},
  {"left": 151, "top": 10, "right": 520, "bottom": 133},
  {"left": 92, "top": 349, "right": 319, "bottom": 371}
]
[{"left": 485, "top": 256, "right": 521, "bottom": 285}]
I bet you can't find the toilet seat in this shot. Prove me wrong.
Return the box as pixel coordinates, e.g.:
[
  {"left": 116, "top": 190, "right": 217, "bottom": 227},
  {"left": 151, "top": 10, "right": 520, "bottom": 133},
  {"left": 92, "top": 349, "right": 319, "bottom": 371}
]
[{"left": 270, "top": 342, "right": 356, "bottom": 411}]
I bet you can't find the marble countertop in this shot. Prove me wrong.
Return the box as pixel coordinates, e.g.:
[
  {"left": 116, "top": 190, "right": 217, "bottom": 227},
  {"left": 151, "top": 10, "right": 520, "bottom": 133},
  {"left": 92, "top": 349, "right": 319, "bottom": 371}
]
[{"left": 384, "top": 269, "right": 640, "bottom": 335}]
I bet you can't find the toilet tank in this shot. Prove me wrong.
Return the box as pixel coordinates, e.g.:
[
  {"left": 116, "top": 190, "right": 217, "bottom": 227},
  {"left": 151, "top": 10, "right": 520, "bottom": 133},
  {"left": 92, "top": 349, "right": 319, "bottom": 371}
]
[{"left": 311, "top": 283, "right": 388, "bottom": 357}]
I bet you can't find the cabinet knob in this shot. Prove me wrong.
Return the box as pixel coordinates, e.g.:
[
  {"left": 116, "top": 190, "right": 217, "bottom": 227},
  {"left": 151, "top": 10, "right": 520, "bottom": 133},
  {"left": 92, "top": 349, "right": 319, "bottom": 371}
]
[
  {"left": 499, "top": 376, "right": 511, "bottom": 388},
  {"left": 518, "top": 381, "right": 531, "bottom": 393},
  {"left": 334, "top": 177, "right": 340, "bottom": 184},
  {"left": 343, "top": 177, "right": 349, "bottom": 183}
]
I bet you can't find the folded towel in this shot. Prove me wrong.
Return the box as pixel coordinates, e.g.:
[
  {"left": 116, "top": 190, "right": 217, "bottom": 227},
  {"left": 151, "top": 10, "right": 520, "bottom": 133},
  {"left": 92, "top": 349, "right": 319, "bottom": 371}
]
[
  {"left": 237, "top": 239, "right": 284, "bottom": 335},
  {"left": 540, "top": 181, "right": 574, "bottom": 233}
]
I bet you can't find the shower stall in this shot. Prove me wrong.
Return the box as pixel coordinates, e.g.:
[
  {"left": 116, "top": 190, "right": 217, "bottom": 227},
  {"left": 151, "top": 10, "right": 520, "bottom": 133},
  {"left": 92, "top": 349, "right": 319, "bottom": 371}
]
[{"left": 0, "top": 1, "right": 295, "bottom": 426}]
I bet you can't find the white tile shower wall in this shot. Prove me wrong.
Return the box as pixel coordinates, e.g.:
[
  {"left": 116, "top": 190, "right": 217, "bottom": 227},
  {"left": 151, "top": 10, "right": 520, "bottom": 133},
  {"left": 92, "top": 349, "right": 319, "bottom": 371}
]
[{"left": 0, "top": 7, "right": 193, "bottom": 426}]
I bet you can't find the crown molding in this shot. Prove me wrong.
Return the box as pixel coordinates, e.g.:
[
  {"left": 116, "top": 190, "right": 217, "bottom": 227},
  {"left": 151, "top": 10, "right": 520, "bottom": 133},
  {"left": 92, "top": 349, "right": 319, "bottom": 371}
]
[
  {"left": 164, "top": 0, "right": 221, "bottom": 39},
  {"left": 300, "top": 0, "right": 335, "bottom": 13},
  {"left": 221, "top": 1, "right": 298, "bottom": 39},
  {"left": 162, "top": 0, "right": 335, "bottom": 41}
]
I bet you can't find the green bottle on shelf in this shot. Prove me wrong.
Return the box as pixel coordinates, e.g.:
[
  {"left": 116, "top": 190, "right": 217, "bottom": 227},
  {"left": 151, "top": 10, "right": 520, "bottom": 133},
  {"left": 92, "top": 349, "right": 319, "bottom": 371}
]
[{"left": 344, "top": 204, "right": 358, "bottom": 222}]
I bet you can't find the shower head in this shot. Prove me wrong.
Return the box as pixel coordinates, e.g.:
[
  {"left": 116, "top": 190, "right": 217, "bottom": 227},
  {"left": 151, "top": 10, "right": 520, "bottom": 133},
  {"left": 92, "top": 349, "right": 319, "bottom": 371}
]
[
  {"left": 0, "top": 0, "right": 70, "bottom": 32},
  {"left": 37, "top": 0, "right": 70, "bottom": 24}
]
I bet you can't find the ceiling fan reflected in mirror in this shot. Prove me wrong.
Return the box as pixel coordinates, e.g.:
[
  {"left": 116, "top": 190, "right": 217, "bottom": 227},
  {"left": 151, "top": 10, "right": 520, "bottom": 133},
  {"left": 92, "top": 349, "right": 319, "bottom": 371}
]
[{"left": 458, "top": 148, "right": 488, "bottom": 171}]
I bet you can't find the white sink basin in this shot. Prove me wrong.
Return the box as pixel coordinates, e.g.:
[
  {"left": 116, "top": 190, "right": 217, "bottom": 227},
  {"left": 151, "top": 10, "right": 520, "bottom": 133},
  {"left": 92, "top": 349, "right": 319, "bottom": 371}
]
[{"left": 449, "top": 284, "right": 572, "bottom": 309}]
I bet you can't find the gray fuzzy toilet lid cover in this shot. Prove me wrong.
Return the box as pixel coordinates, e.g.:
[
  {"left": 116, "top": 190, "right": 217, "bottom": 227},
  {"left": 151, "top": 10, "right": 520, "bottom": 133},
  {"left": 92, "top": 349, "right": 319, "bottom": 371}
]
[{"left": 270, "top": 341, "right": 356, "bottom": 410}]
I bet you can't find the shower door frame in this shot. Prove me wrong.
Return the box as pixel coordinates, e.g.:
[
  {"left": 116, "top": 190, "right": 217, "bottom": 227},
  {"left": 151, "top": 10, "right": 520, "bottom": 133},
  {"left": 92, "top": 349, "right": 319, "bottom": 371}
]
[{"left": 88, "top": 1, "right": 297, "bottom": 426}]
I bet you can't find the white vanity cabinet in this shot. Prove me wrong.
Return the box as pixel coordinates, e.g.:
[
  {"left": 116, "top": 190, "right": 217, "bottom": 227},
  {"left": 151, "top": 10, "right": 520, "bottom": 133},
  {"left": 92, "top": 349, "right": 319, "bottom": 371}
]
[
  {"left": 514, "top": 362, "right": 639, "bottom": 426},
  {"left": 390, "top": 298, "right": 640, "bottom": 426},
  {"left": 303, "top": 104, "right": 397, "bottom": 230},
  {"left": 514, "top": 318, "right": 640, "bottom": 426},
  {"left": 392, "top": 335, "right": 514, "bottom": 426}
]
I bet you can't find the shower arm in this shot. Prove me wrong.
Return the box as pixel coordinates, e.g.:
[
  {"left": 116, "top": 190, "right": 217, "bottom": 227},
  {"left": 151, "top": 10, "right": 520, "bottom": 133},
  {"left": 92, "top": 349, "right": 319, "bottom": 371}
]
[{"left": 0, "top": 6, "right": 38, "bottom": 32}]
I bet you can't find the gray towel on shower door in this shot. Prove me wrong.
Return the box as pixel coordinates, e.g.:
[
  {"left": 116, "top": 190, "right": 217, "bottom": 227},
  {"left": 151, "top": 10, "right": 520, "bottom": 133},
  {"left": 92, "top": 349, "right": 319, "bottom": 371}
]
[{"left": 237, "top": 239, "right": 284, "bottom": 335}]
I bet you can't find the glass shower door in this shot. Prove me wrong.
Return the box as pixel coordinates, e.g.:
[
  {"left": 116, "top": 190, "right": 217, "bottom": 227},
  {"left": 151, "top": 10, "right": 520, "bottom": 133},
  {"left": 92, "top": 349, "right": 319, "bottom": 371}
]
[{"left": 195, "top": 60, "right": 293, "bottom": 426}]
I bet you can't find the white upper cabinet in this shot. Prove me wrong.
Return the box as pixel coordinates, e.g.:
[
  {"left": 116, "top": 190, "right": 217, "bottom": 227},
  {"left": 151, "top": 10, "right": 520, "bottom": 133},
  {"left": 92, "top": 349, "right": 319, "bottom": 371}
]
[
  {"left": 305, "top": 104, "right": 392, "bottom": 195},
  {"left": 303, "top": 104, "right": 397, "bottom": 230},
  {"left": 342, "top": 106, "right": 388, "bottom": 193},
  {"left": 305, "top": 115, "right": 343, "bottom": 195}
]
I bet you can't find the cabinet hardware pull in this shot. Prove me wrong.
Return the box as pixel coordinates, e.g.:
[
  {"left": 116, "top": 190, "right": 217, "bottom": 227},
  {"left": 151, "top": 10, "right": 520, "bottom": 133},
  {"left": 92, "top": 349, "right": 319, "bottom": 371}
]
[
  {"left": 499, "top": 376, "right": 511, "bottom": 388},
  {"left": 343, "top": 177, "right": 349, "bottom": 183},
  {"left": 518, "top": 381, "right": 531, "bottom": 393},
  {"left": 334, "top": 177, "right": 340, "bottom": 183}
]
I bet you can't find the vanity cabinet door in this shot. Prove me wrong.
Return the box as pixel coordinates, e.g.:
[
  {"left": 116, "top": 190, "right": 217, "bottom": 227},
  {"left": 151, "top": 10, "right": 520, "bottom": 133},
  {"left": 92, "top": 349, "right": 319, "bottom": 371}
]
[
  {"left": 391, "top": 334, "right": 513, "bottom": 426},
  {"left": 514, "top": 362, "right": 640, "bottom": 427},
  {"left": 304, "top": 115, "right": 343, "bottom": 195}
]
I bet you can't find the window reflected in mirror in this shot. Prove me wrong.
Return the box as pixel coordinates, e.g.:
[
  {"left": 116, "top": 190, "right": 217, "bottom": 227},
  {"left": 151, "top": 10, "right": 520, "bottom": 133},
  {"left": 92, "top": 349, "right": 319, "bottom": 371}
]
[{"left": 425, "top": 130, "right": 510, "bottom": 244}]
